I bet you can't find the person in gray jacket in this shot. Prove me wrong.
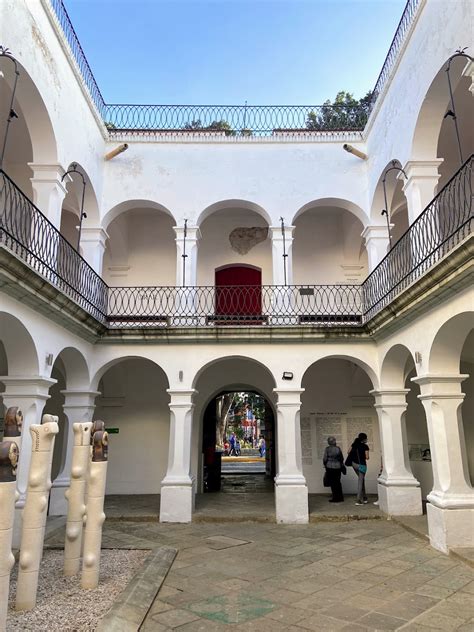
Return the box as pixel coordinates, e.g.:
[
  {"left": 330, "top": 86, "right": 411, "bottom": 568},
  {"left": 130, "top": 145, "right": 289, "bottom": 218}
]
[{"left": 323, "top": 436, "right": 345, "bottom": 502}]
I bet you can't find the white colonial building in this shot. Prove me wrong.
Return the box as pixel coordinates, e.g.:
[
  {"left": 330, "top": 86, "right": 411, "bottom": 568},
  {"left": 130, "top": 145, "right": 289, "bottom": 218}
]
[{"left": 0, "top": 0, "right": 473, "bottom": 553}]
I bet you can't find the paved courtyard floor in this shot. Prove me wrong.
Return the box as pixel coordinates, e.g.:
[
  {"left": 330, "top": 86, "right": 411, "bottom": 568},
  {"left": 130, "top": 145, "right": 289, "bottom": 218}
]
[{"left": 45, "top": 518, "right": 474, "bottom": 631}]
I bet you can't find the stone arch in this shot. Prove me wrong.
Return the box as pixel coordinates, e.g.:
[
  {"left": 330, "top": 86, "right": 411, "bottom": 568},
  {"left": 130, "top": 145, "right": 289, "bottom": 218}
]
[
  {"left": 292, "top": 200, "right": 369, "bottom": 285},
  {"left": 62, "top": 161, "right": 100, "bottom": 227},
  {"left": 101, "top": 199, "right": 176, "bottom": 231},
  {"left": 197, "top": 199, "right": 272, "bottom": 227},
  {"left": 380, "top": 344, "right": 416, "bottom": 388},
  {"left": 0, "top": 55, "right": 57, "bottom": 175},
  {"left": 50, "top": 346, "right": 90, "bottom": 390},
  {"left": 429, "top": 312, "right": 474, "bottom": 374},
  {"left": 292, "top": 198, "right": 370, "bottom": 227},
  {"left": 301, "top": 353, "right": 379, "bottom": 390},
  {"left": 0, "top": 312, "right": 39, "bottom": 375},
  {"left": 192, "top": 355, "right": 277, "bottom": 393},
  {"left": 369, "top": 160, "right": 407, "bottom": 225},
  {"left": 91, "top": 355, "right": 170, "bottom": 392},
  {"left": 411, "top": 55, "right": 471, "bottom": 162}
]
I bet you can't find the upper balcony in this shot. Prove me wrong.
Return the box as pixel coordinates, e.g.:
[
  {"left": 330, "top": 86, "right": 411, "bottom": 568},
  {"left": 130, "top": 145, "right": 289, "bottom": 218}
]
[{"left": 0, "top": 154, "right": 472, "bottom": 338}]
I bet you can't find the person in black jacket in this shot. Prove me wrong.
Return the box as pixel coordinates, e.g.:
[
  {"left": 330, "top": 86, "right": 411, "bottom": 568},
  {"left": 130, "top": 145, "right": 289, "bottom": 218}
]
[
  {"left": 346, "top": 432, "right": 370, "bottom": 505},
  {"left": 323, "top": 436, "right": 345, "bottom": 502}
]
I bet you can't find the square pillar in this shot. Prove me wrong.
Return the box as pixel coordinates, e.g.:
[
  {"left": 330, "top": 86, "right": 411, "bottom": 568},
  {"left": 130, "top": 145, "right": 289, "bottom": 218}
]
[
  {"left": 270, "top": 225, "right": 294, "bottom": 286},
  {"left": 160, "top": 389, "right": 196, "bottom": 523},
  {"left": 401, "top": 160, "right": 443, "bottom": 225},
  {"left": 28, "top": 163, "right": 68, "bottom": 229},
  {"left": 362, "top": 225, "right": 391, "bottom": 271},
  {"left": 371, "top": 389, "right": 422, "bottom": 516},
  {"left": 273, "top": 388, "right": 308, "bottom": 524},
  {"left": 49, "top": 390, "right": 99, "bottom": 515},
  {"left": 174, "top": 225, "right": 200, "bottom": 287},
  {"left": 79, "top": 227, "right": 109, "bottom": 275},
  {"left": 413, "top": 374, "right": 474, "bottom": 553}
]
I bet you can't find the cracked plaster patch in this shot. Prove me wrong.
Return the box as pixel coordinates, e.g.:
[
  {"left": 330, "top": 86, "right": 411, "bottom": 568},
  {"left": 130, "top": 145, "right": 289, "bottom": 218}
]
[{"left": 229, "top": 227, "right": 268, "bottom": 255}]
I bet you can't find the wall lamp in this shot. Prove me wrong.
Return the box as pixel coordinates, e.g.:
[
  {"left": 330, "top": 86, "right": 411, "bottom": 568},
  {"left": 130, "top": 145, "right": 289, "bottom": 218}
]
[
  {"left": 343, "top": 144, "right": 367, "bottom": 160},
  {"left": 105, "top": 143, "right": 129, "bottom": 161},
  {"left": 282, "top": 372, "right": 293, "bottom": 381}
]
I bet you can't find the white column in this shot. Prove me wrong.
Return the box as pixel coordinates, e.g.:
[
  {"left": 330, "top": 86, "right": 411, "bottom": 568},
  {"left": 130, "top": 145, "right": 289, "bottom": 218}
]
[
  {"left": 371, "top": 389, "right": 422, "bottom": 515},
  {"left": 413, "top": 374, "right": 474, "bottom": 553},
  {"left": 362, "top": 225, "right": 391, "bottom": 271},
  {"left": 0, "top": 376, "right": 55, "bottom": 547},
  {"left": 28, "top": 163, "right": 68, "bottom": 228},
  {"left": 463, "top": 59, "right": 474, "bottom": 96},
  {"left": 401, "top": 160, "right": 443, "bottom": 224},
  {"left": 270, "top": 225, "right": 294, "bottom": 286},
  {"left": 160, "top": 389, "right": 196, "bottom": 523},
  {"left": 174, "top": 225, "right": 201, "bottom": 287},
  {"left": 49, "top": 390, "right": 99, "bottom": 516},
  {"left": 273, "top": 388, "right": 308, "bottom": 524},
  {"left": 79, "top": 227, "right": 109, "bottom": 275}
]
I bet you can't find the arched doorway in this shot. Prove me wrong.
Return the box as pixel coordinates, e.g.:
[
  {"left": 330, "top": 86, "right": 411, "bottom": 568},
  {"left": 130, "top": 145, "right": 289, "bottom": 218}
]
[{"left": 193, "top": 356, "right": 277, "bottom": 520}]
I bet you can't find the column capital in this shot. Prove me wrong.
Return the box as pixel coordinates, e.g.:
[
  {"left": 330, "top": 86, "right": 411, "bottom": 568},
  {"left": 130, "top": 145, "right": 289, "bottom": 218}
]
[
  {"left": 412, "top": 374, "right": 468, "bottom": 398},
  {"left": 402, "top": 159, "right": 444, "bottom": 183},
  {"left": 274, "top": 387, "right": 304, "bottom": 406},
  {"left": 173, "top": 225, "right": 201, "bottom": 242},
  {"left": 60, "top": 389, "right": 100, "bottom": 408},
  {"left": 80, "top": 226, "right": 109, "bottom": 246},
  {"left": 361, "top": 224, "right": 391, "bottom": 241},
  {"left": 167, "top": 388, "right": 197, "bottom": 407},
  {"left": 28, "top": 162, "right": 69, "bottom": 192},
  {"left": 0, "top": 376, "right": 56, "bottom": 398},
  {"left": 269, "top": 225, "right": 295, "bottom": 241},
  {"left": 370, "top": 388, "right": 410, "bottom": 407}
]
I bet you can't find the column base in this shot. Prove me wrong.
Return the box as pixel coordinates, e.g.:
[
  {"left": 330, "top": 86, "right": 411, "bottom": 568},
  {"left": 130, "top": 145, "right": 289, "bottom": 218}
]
[
  {"left": 275, "top": 478, "right": 308, "bottom": 524},
  {"left": 378, "top": 481, "right": 422, "bottom": 516},
  {"left": 49, "top": 482, "right": 69, "bottom": 516},
  {"left": 427, "top": 503, "right": 474, "bottom": 553},
  {"left": 160, "top": 484, "right": 193, "bottom": 523}
]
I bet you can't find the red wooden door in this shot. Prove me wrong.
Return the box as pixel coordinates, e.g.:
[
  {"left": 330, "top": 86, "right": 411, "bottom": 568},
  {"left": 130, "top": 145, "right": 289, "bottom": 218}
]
[{"left": 215, "top": 266, "right": 262, "bottom": 321}]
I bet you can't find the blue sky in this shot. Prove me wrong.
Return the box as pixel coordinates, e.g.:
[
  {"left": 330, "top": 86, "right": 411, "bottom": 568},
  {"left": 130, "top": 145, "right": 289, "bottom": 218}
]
[{"left": 64, "top": 0, "right": 407, "bottom": 105}]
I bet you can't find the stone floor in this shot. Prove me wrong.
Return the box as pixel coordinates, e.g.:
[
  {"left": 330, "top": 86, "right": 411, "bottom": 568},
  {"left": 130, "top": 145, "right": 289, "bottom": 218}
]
[{"left": 44, "top": 518, "right": 474, "bottom": 630}]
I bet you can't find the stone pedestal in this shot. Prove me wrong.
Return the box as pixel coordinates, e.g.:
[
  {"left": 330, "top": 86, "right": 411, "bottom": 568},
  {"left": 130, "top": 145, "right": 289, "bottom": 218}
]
[
  {"left": 274, "top": 388, "right": 308, "bottom": 524},
  {"left": 160, "top": 390, "right": 196, "bottom": 523},
  {"left": 377, "top": 483, "right": 422, "bottom": 516},
  {"left": 427, "top": 504, "right": 474, "bottom": 554}
]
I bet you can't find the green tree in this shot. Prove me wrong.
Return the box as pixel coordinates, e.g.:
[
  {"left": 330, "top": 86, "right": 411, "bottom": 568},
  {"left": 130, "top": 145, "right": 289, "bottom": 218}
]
[
  {"left": 306, "top": 91, "right": 373, "bottom": 131},
  {"left": 183, "top": 119, "right": 236, "bottom": 136}
]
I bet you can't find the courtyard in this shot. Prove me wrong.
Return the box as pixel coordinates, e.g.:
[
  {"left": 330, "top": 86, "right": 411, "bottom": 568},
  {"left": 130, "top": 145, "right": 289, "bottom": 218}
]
[{"left": 11, "top": 516, "right": 473, "bottom": 631}]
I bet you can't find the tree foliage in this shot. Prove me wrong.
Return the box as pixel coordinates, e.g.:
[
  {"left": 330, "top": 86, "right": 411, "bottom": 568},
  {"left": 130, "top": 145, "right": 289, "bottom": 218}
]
[
  {"left": 183, "top": 119, "right": 236, "bottom": 136},
  {"left": 306, "top": 91, "right": 373, "bottom": 131}
]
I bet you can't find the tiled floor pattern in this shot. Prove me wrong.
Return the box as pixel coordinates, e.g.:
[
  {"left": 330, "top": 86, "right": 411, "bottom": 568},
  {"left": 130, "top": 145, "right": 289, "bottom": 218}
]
[{"left": 57, "top": 519, "right": 474, "bottom": 631}]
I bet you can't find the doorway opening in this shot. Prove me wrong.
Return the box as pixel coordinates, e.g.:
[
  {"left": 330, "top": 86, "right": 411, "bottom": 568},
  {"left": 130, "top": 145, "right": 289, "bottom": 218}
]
[
  {"left": 214, "top": 265, "right": 264, "bottom": 324},
  {"left": 202, "top": 390, "right": 275, "bottom": 495}
]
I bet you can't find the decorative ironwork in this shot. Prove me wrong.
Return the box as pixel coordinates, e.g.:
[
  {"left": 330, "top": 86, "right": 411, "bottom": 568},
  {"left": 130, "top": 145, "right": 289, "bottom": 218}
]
[
  {"left": 106, "top": 284, "right": 363, "bottom": 328},
  {"left": 445, "top": 49, "right": 474, "bottom": 166},
  {"left": 363, "top": 154, "right": 473, "bottom": 320},
  {"left": 1, "top": 157, "right": 472, "bottom": 329},
  {"left": 61, "top": 163, "right": 87, "bottom": 250},
  {"left": 381, "top": 160, "right": 407, "bottom": 249},
  {"left": 369, "top": 0, "right": 421, "bottom": 112},
  {"left": 0, "top": 169, "right": 108, "bottom": 321},
  {"left": 48, "top": 0, "right": 106, "bottom": 116},
  {"left": 103, "top": 103, "right": 368, "bottom": 136}
]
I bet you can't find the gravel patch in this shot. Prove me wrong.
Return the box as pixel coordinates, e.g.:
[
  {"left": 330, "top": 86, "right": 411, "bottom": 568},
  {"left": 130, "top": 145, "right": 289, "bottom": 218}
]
[{"left": 7, "top": 549, "right": 150, "bottom": 631}]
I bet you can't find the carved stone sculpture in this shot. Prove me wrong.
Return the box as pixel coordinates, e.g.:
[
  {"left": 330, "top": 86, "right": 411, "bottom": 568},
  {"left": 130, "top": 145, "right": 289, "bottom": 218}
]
[
  {"left": 81, "top": 427, "right": 109, "bottom": 589},
  {"left": 63, "top": 422, "right": 92, "bottom": 576},
  {"left": 16, "top": 415, "right": 58, "bottom": 611},
  {"left": 0, "top": 441, "right": 19, "bottom": 632},
  {"left": 229, "top": 227, "right": 268, "bottom": 254},
  {"left": 3, "top": 407, "right": 23, "bottom": 441}
]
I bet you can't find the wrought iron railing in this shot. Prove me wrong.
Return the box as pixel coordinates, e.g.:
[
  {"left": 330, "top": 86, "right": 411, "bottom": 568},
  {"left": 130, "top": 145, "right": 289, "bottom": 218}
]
[
  {"left": 362, "top": 154, "right": 473, "bottom": 320},
  {"left": 103, "top": 104, "right": 368, "bottom": 136},
  {"left": 47, "top": 0, "right": 419, "bottom": 133},
  {"left": 369, "top": 0, "right": 421, "bottom": 111},
  {"left": 48, "top": 0, "right": 106, "bottom": 116},
  {"left": 106, "top": 284, "right": 363, "bottom": 328},
  {"left": 1, "top": 156, "right": 472, "bottom": 329},
  {"left": 0, "top": 170, "right": 108, "bottom": 321}
]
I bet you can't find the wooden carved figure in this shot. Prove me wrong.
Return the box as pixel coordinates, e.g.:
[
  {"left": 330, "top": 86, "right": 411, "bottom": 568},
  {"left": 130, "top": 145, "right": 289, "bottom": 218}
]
[
  {"left": 63, "top": 422, "right": 92, "bottom": 576},
  {"left": 81, "top": 428, "right": 109, "bottom": 589},
  {"left": 0, "top": 441, "right": 19, "bottom": 632},
  {"left": 15, "top": 415, "right": 58, "bottom": 611}
]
